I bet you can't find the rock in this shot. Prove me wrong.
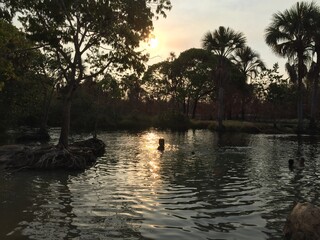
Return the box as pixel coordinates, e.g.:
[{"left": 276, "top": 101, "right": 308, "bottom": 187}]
[{"left": 283, "top": 202, "right": 320, "bottom": 240}]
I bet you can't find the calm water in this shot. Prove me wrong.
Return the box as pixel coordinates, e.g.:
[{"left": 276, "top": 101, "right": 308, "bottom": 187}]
[{"left": 1, "top": 130, "right": 320, "bottom": 240}]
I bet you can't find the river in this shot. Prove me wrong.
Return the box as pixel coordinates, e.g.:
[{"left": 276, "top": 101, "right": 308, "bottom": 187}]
[{"left": 1, "top": 129, "right": 320, "bottom": 239}]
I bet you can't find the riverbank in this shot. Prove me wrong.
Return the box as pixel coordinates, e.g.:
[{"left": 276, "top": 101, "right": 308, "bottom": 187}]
[
  {"left": 0, "top": 117, "right": 316, "bottom": 146},
  {"left": 110, "top": 113, "right": 314, "bottom": 134},
  {"left": 191, "top": 120, "right": 298, "bottom": 134},
  {"left": 93, "top": 113, "right": 312, "bottom": 134}
]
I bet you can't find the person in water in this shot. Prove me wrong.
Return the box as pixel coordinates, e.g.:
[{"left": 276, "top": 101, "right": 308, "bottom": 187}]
[
  {"left": 288, "top": 159, "right": 294, "bottom": 170},
  {"left": 157, "top": 138, "right": 165, "bottom": 151},
  {"left": 288, "top": 157, "right": 305, "bottom": 170}
]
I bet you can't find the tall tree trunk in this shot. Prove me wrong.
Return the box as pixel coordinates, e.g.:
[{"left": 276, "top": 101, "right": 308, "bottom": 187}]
[
  {"left": 310, "top": 75, "right": 319, "bottom": 130},
  {"left": 58, "top": 85, "right": 75, "bottom": 148},
  {"left": 186, "top": 96, "right": 190, "bottom": 117},
  {"left": 217, "top": 86, "right": 224, "bottom": 130},
  {"left": 309, "top": 52, "right": 320, "bottom": 131},
  {"left": 58, "top": 98, "right": 72, "bottom": 148},
  {"left": 241, "top": 95, "right": 245, "bottom": 121},
  {"left": 297, "top": 54, "right": 304, "bottom": 133},
  {"left": 216, "top": 59, "right": 227, "bottom": 131},
  {"left": 192, "top": 99, "right": 198, "bottom": 119},
  {"left": 182, "top": 99, "right": 186, "bottom": 114},
  {"left": 40, "top": 84, "right": 55, "bottom": 133}
]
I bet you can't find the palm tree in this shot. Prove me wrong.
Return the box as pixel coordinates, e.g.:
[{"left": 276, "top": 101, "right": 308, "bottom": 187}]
[
  {"left": 265, "top": 1, "right": 319, "bottom": 133},
  {"left": 231, "top": 46, "right": 265, "bottom": 119},
  {"left": 308, "top": 8, "right": 320, "bottom": 130},
  {"left": 232, "top": 46, "right": 265, "bottom": 82},
  {"left": 308, "top": 60, "right": 320, "bottom": 130},
  {"left": 202, "top": 26, "right": 246, "bottom": 130}
]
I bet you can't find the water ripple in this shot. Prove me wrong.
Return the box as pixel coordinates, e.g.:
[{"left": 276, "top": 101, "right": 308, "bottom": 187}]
[{"left": 1, "top": 131, "right": 320, "bottom": 239}]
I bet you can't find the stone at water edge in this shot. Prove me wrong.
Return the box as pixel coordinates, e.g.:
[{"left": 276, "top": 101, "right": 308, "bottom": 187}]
[{"left": 283, "top": 202, "right": 320, "bottom": 240}]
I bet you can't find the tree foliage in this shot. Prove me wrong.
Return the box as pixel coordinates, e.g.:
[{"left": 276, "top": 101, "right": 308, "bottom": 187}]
[
  {"left": 0, "top": 19, "right": 52, "bottom": 128},
  {"left": 3, "top": 0, "right": 171, "bottom": 146},
  {"left": 265, "top": 1, "right": 320, "bottom": 132},
  {"left": 202, "top": 26, "right": 246, "bottom": 129}
]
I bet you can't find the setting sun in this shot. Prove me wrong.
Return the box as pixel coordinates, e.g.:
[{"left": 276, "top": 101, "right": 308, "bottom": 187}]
[{"left": 148, "top": 37, "right": 159, "bottom": 48}]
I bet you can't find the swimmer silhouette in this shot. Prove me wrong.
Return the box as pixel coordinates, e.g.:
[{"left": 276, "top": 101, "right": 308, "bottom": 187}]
[
  {"left": 157, "top": 138, "right": 165, "bottom": 151},
  {"left": 288, "top": 159, "right": 294, "bottom": 170},
  {"left": 288, "top": 157, "right": 305, "bottom": 170}
]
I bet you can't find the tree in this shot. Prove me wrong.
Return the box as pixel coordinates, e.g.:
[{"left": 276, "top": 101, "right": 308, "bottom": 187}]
[
  {"left": 143, "top": 53, "right": 178, "bottom": 107},
  {"left": 265, "top": 64, "right": 293, "bottom": 126},
  {"left": 231, "top": 46, "right": 265, "bottom": 119},
  {"left": 265, "top": 1, "right": 319, "bottom": 133},
  {"left": 172, "top": 48, "right": 215, "bottom": 118},
  {"left": 122, "top": 73, "right": 146, "bottom": 104},
  {"left": 231, "top": 46, "right": 265, "bottom": 84},
  {"left": 5, "top": 0, "right": 171, "bottom": 147},
  {"left": 202, "top": 26, "right": 246, "bottom": 130},
  {"left": 252, "top": 63, "right": 295, "bottom": 123},
  {"left": 0, "top": 19, "right": 52, "bottom": 129},
  {"left": 307, "top": 7, "right": 320, "bottom": 130},
  {"left": 143, "top": 60, "right": 174, "bottom": 102}
]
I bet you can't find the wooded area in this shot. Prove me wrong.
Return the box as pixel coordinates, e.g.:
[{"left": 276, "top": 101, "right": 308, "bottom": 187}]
[{"left": 1, "top": 1, "right": 320, "bottom": 144}]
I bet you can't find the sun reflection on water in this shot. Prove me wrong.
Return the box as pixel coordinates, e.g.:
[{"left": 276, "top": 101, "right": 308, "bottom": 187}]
[{"left": 138, "top": 131, "right": 163, "bottom": 180}]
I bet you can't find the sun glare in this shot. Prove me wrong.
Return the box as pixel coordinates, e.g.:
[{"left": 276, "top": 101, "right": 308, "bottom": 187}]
[{"left": 148, "top": 37, "right": 159, "bottom": 49}]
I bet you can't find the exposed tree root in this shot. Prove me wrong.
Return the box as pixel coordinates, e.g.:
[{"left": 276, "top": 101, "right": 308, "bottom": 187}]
[{"left": 0, "top": 138, "right": 105, "bottom": 170}]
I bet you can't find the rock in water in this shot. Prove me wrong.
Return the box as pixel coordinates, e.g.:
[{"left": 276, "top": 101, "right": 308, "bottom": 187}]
[{"left": 283, "top": 202, "right": 320, "bottom": 240}]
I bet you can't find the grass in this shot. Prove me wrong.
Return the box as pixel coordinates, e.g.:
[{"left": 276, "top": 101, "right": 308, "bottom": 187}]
[
  {"left": 190, "top": 119, "right": 299, "bottom": 134},
  {"left": 67, "top": 110, "right": 307, "bottom": 134},
  {"left": 100, "top": 116, "right": 302, "bottom": 134}
]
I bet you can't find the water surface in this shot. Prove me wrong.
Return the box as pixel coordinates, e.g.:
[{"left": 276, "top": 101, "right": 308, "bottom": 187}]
[{"left": 1, "top": 130, "right": 320, "bottom": 239}]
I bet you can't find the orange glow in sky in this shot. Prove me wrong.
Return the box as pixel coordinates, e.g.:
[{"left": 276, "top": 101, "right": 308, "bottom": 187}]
[
  {"left": 148, "top": 37, "right": 159, "bottom": 49},
  {"left": 148, "top": 0, "right": 304, "bottom": 75}
]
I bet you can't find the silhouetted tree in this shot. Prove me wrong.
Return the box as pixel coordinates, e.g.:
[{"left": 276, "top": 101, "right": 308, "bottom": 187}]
[
  {"left": 231, "top": 46, "right": 265, "bottom": 119},
  {"left": 4, "top": 0, "right": 171, "bottom": 147},
  {"left": 265, "top": 1, "right": 318, "bottom": 133},
  {"left": 202, "top": 26, "right": 246, "bottom": 130}
]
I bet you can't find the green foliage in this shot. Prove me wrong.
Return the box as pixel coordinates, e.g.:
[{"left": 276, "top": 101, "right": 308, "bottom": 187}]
[
  {"left": 143, "top": 60, "right": 174, "bottom": 102},
  {"left": 6, "top": 0, "right": 172, "bottom": 85},
  {"left": 265, "top": 1, "right": 320, "bottom": 131},
  {"left": 231, "top": 46, "right": 265, "bottom": 80},
  {"left": 0, "top": 20, "right": 31, "bottom": 85},
  {"left": 4, "top": 0, "right": 172, "bottom": 145},
  {"left": 0, "top": 20, "right": 53, "bottom": 129},
  {"left": 202, "top": 26, "right": 246, "bottom": 58},
  {"left": 118, "top": 112, "right": 152, "bottom": 130},
  {"left": 253, "top": 63, "right": 294, "bottom": 103},
  {"left": 171, "top": 48, "right": 216, "bottom": 104}
]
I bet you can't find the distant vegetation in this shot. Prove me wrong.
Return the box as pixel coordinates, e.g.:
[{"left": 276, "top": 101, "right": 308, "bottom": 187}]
[{"left": 0, "top": 1, "right": 320, "bottom": 142}]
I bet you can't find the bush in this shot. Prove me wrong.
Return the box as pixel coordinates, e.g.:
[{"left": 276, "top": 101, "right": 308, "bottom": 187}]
[
  {"left": 118, "top": 113, "right": 152, "bottom": 130},
  {"left": 154, "top": 112, "right": 190, "bottom": 130}
]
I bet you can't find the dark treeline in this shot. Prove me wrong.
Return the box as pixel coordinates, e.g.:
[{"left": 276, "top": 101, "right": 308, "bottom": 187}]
[{"left": 0, "top": 1, "right": 320, "bottom": 143}]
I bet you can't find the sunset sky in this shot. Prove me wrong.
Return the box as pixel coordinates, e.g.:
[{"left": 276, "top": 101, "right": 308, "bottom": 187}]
[{"left": 147, "top": 0, "right": 320, "bottom": 76}]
